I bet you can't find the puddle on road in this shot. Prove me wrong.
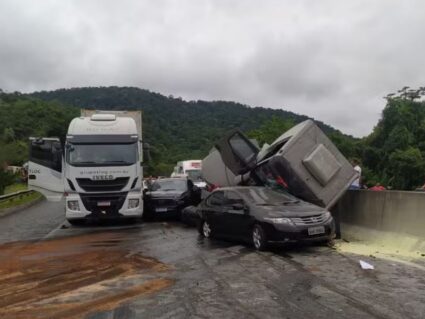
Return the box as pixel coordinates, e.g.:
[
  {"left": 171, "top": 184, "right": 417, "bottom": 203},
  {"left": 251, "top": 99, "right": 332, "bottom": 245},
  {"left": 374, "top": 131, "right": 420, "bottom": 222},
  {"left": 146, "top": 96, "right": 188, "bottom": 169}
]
[{"left": 0, "top": 232, "right": 173, "bottom": 319}]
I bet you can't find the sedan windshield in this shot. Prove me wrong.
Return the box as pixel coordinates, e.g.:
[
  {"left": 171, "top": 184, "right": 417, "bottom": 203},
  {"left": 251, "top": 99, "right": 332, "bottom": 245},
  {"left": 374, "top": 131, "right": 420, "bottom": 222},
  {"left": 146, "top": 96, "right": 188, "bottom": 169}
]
[
  {"left": 151, "top": 179, "right": 187, "bottom": 192},
  {"left": 67, "top": 143, "right": 138, "bottom": 166},
  {"left": 238, "top": 187, "right": 299, "bottom": 206}
]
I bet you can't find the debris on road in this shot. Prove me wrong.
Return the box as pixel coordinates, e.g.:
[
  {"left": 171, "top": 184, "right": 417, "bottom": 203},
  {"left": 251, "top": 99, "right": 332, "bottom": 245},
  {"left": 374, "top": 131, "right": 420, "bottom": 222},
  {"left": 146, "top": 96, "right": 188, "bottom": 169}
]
[
  {"left": 0, "top": 231, "right": 173, "bottom": 319},
  {"left": 359, "top": 260, "right": 375, "bottom": 270}
]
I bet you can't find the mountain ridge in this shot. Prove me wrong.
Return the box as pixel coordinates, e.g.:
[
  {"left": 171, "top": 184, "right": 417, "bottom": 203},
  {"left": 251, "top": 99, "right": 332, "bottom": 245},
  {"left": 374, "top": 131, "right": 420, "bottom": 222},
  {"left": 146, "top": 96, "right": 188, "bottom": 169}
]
[{"left": 27, "top": 86, "right": 356, "bottom": 174}]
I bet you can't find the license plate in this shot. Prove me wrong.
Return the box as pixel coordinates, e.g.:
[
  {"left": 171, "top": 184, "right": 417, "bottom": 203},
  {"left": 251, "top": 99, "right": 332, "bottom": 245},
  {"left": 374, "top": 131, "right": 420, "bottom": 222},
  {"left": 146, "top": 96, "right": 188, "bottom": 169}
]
[
  {"left": 156, "top": 207, "right": 168, "bottom": 212},
  {"left": 308, "top": 226, "right": 325, "bottom": 236},
  {"left": 97, "top": 201, "right": 111, "bottom": 207}
]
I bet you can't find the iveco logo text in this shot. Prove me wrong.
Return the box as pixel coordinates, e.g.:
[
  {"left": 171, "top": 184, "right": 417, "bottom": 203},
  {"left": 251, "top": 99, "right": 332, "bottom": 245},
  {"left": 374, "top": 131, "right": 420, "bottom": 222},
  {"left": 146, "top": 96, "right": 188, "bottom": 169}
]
[{"left": 92, "top": 175, "right": 114, "bottom": 181}]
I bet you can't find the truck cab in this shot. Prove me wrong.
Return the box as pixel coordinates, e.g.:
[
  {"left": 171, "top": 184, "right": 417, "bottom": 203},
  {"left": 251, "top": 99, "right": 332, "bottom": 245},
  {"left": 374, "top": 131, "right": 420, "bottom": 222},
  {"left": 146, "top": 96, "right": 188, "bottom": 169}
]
[{"left": 28, "top": 111, "right": 143, "bottom": 224}]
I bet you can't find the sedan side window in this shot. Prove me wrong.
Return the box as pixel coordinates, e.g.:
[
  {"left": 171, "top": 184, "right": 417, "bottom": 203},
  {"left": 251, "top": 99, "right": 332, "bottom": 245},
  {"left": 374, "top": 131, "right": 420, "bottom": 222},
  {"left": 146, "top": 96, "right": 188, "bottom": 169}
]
[
  {"left": 225, "top": 191, "right": 244, "bottom": 206},
  {"left": 207, "top": 191, "right": 225, "bottom": 206}
]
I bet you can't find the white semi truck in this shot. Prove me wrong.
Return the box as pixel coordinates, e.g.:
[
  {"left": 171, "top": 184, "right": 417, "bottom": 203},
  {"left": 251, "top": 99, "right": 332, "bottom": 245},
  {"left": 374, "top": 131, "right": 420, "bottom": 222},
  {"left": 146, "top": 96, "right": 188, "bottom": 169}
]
[{"left": 28, "top": 110, "right": 143, "bottom": 224}]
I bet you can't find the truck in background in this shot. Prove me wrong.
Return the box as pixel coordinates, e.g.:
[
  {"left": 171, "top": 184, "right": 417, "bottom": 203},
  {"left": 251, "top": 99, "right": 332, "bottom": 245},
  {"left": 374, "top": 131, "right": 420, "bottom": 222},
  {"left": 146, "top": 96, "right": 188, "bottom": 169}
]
[
  {"left": 171, "top": 160, "right": 206, "bottom": 188},
  {"left": 28, "top": 110, "right": 143, "bottom": 224}
]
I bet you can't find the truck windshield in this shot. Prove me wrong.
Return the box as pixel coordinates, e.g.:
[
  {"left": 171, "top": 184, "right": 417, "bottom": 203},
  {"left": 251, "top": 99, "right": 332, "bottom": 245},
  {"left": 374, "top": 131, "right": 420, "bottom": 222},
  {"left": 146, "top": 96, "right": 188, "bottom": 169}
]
[
  {"left": 67, "top": 143, "right": 138, "bottom": 166},
  {"left": 186, "top": 169, "right": 202, "bottom": 181}
]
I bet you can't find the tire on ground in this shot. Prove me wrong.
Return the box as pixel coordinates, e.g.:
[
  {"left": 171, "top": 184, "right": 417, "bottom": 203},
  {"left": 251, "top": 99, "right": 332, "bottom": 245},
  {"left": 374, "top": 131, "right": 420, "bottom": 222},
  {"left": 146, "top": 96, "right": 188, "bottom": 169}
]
[{"left": 252, "top": 224, "right": 268, "bottom": 251}]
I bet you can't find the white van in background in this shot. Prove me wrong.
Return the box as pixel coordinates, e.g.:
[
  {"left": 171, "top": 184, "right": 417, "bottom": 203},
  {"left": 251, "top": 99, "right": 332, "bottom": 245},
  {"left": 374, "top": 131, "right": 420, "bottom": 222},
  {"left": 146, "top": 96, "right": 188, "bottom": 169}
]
[{"left": 171, "top": 160, "right": 206, "bottom": 188}]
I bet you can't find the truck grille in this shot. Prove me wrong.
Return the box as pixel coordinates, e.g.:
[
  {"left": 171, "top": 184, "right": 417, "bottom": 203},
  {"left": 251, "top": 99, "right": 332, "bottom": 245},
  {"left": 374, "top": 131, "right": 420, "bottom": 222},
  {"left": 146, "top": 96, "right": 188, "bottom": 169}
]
[
  {"left": 76, "top": 177, "right": 129, "bottom": 192},
  {"left": 292, "top": 213, "right": 328, "bottom": 225},
  {"left": 80, "top": 192, "right": 127, "bottom": 214}
]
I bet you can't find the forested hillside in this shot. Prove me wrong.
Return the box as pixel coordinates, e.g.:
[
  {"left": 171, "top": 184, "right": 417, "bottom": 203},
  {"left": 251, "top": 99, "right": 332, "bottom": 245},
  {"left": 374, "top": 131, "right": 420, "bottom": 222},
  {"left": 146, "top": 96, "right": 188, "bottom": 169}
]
[
  {"left": 2, "top": 86, "right": 424, "bottom": 190},
  {"left": 29, "top": 87, "right": 350, "bottom": 174},
  {"left": 0, "top": 91, "right": 78, "bottom": 165}
]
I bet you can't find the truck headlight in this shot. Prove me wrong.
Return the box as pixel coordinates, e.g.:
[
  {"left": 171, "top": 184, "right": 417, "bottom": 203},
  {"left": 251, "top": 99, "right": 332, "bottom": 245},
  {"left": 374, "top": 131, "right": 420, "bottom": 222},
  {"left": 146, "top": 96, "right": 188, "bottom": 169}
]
[
  {"left": 323, "top": 211, "right": 331, "bottom": 220},
  {"left": 128, "top": 199, "right": 140, "bottom": 209},
  {"left": 264, "top": 217, "right": 293, "bottom": 225},
  {"left": 67, "top": 200, "right": 80, "bottom": 211}
]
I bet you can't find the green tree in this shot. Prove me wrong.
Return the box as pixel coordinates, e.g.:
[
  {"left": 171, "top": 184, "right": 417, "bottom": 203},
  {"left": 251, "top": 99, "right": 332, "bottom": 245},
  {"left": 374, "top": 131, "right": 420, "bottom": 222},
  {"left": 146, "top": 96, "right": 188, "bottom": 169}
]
[
  {"left": 0, "top": 168, "right": 15, "bottom": 195},
  {"left": 247, "top": 116, "right": 294, "bottom": 145},
  {"left": 386, "top": 147, "right": 425, "bottom": 190},
  {"left": 2, "top": 127, "right": 15, "bottom": 142}
]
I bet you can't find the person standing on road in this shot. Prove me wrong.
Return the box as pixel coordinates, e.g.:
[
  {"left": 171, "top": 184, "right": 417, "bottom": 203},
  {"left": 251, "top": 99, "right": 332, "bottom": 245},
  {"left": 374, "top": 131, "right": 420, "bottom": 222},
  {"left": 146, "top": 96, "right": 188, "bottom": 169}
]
[{"left": 349, "top": 159, "right": 362, "bottom": 190}]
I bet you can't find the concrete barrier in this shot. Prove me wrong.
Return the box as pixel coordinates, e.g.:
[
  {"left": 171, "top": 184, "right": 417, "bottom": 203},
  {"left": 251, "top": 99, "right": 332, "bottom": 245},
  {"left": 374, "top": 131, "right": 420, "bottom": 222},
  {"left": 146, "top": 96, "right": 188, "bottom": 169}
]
[{"left": 335, "top": 190, "right": 425, "bottom": 255}]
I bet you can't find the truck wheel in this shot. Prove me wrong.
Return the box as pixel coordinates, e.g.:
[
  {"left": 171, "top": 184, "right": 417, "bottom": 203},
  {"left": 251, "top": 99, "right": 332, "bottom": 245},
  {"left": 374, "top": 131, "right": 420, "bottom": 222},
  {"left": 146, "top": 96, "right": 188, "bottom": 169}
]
[{"left": 252, "top": 224, "right": 268, "bottom": 251}]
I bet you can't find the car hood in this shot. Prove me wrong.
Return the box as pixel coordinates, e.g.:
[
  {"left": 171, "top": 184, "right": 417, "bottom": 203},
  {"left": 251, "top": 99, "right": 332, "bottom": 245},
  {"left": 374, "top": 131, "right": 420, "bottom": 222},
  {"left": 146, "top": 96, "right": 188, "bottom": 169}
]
[
  {"left": 254, "top": 201, "right": 326, "bottom": 218},
  {"left": 146, "top": 191, "right": 185, "bottom": 199}
]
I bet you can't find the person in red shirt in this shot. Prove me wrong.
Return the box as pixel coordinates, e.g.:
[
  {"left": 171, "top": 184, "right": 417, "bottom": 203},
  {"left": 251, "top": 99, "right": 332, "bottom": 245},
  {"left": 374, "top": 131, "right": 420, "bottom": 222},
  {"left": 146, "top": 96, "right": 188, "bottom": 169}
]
[{"left": 369, "top": 183, "right": 386, "bottom": 191}]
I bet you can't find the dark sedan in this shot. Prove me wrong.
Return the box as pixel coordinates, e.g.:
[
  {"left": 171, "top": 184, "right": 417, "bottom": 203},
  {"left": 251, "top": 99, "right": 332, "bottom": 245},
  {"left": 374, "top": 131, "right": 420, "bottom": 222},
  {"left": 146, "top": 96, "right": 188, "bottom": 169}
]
[
  {"left": 197, "top": 186, "right": 335, "bottom": 250},
  {"left": 143, "top": 178, "right": 201, "bottom": 220}
]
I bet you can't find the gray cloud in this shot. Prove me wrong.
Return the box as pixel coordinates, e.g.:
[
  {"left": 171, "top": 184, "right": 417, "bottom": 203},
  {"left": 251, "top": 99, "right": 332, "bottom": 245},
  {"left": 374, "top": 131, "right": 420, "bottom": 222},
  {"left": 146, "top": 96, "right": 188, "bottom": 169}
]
[{"left": 0, "top": 0, "right": 424, "bottom": 136}]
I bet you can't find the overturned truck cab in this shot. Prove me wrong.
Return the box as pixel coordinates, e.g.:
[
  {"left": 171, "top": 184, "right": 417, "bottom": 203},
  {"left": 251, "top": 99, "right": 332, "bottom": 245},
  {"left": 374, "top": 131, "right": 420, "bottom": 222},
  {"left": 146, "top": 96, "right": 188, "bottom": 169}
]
[{"left": 202, "top": 120, "right": 357, "bottom": 209}]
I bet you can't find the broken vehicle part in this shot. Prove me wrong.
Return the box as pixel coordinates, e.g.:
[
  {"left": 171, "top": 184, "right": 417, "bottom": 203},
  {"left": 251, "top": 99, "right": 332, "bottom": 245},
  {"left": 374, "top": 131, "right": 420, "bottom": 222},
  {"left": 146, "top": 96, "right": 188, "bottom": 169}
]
[{"left": 202, "top": 120, "right": 357, "bottom": 209}]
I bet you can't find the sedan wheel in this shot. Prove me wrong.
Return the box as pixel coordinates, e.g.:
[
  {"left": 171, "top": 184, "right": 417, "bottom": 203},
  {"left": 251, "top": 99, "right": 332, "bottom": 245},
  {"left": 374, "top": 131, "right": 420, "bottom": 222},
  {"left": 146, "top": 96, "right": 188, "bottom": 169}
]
[
  {"left": 201, "top": 220, "right": 213, "bottom": 238},
  {"left": 252, "top": 224, "right": 267, "bottom": 251}
]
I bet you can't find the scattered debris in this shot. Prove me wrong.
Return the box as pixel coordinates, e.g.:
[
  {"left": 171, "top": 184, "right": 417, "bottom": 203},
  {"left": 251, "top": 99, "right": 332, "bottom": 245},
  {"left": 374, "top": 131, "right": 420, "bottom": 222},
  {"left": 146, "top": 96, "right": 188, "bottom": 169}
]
[
  {"left": 0, "top": 232, "right": 172, "bottom": 319},
  {"left": 359, "top": 260, "right": 374, "bottom": 270}
]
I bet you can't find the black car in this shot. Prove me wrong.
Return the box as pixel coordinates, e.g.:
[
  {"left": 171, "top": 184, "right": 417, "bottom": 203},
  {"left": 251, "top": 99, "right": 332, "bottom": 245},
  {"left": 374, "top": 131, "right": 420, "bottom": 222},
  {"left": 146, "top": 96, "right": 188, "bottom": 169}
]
[
  {"left": 143, "top": 178, "right": 201, "bottom": 220},
  {"left": 197, "top": 186, "right": 335, "bottom": 250}
]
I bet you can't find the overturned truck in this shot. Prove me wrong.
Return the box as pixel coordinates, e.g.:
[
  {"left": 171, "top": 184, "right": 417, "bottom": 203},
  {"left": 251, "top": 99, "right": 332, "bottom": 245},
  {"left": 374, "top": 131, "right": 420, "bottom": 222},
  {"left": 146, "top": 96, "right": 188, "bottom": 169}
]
[{"left": 202, "top": 120, "right": 357, "bottom": 209}]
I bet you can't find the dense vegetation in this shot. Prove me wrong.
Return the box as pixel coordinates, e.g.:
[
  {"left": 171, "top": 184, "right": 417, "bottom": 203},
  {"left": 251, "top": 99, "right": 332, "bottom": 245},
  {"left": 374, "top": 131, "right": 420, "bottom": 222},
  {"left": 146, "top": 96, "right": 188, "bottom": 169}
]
[
  {"left": 361, "top": 96, "right": 425, "bottom": 189},
  {"left": 0, "top": 90, "right": 78, "bottom": 194},
  {"left": 1, "top": 86, "right": 424, "bottom": 192},
  {"left": 0, "top": 91, "right": 78, "bottom": 165},
  {"left": 29, "top": 87, "right": 346, "bottom": 175}
]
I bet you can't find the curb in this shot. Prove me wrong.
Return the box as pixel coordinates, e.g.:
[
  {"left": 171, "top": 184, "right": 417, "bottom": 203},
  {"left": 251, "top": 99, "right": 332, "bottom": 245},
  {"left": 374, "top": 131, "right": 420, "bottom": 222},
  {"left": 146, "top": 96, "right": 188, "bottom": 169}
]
[{"left": 0, "top": 196, "right": 45, "bottom": 218}]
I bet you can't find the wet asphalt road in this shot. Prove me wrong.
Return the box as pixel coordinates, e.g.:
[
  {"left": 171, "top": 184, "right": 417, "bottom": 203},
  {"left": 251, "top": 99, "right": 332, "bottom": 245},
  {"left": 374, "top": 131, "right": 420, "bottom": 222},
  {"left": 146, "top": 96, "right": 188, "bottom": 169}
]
[{"left": 0, "top": 199, "right": 424, "bottom": 319}]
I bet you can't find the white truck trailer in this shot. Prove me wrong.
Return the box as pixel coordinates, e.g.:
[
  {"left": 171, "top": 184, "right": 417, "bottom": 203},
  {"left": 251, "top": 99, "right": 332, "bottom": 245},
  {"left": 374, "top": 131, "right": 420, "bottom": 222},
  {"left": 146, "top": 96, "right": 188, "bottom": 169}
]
[
  {"left": 171, "top": 160, "right": 206, "bottom": 188},
  {"left": 28, "top": 110, "right": 143, "bottom": 224}
]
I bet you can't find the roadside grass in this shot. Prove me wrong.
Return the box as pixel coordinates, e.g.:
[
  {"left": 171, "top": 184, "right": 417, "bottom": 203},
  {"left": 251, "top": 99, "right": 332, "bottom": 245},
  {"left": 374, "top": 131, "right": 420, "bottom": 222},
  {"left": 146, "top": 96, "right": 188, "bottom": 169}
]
[
  {"left": 4, "top": 183, "right": 27, "bottom": 194},
  {"left": 0, "top": 191, "right": 42, "bottom": 210}
]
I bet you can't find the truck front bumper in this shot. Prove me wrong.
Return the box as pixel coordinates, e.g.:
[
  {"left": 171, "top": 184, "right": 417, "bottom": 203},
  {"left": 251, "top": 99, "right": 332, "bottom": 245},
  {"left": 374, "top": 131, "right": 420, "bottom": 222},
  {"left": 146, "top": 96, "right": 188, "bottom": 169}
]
[{"left": 65, "top": 192, "right": 143, "bottom": 220}]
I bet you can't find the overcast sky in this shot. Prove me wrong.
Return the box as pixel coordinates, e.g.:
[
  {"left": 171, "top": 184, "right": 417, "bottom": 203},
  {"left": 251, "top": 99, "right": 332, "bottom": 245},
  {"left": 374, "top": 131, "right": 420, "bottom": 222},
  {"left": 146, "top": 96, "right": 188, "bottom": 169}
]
[{"left": 0, "top": 0, "right": 424, "bottom": 136}]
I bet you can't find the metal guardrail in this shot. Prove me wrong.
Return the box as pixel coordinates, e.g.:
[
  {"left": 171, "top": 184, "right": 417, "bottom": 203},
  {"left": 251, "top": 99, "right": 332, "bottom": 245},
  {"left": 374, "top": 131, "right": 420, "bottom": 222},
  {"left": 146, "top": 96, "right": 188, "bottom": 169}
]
[{"left": 0, "top": 190, "right": 34, "bottom": 202}]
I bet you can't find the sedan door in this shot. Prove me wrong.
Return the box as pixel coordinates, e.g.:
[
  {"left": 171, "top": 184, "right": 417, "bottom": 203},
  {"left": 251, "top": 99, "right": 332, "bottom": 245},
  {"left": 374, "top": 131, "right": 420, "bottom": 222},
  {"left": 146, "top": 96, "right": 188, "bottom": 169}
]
[
  {"left": 221, "top": 191, "right": 253, "bottom": 240},
  {"left": 202, "top": 191, "right": 227, "bottom": 235}
]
